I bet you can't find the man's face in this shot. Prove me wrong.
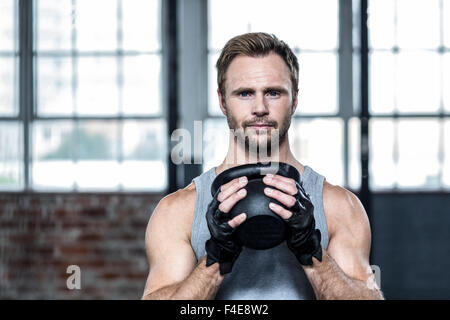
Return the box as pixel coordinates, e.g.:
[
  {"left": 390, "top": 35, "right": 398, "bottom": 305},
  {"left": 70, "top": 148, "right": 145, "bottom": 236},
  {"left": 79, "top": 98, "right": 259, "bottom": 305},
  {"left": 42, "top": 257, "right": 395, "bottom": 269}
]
[{"left": 219, "top": 53, "right": 298, "bottom": 154}]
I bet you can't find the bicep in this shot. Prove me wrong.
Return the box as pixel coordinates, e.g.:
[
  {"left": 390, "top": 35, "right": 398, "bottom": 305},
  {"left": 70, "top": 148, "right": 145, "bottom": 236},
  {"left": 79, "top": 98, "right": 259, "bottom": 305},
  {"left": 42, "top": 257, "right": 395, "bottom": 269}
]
[
  {"left": 325, "top": 190, "right": 372, "bottom": 283},
  {"left": 142, "top": 204, "right": 198, "bottom": 297}
]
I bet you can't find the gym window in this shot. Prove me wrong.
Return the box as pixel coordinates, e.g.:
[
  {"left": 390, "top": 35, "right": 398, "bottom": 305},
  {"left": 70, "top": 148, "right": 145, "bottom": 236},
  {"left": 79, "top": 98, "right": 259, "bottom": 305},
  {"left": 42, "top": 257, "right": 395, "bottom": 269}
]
[
  {"left": 2, "top": 0, "right": 449, "bottom": 193},
  {"left": 204, "top": 0, "right": 357, "bottom": 189},
  {"left": 204, "top": 0, "right": 450, "bottom": 192},
  {"left": 0, "top": 0, "right": 167, "bottom": 192},
  {"left": 368, "top": 0, "right": 450, "bottom": 190}
]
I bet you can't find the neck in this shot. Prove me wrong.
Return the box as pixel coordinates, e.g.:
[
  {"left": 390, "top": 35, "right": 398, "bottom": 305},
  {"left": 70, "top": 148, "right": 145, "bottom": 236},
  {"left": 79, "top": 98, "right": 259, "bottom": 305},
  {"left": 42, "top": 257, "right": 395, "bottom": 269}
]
[{"left": 217, "top": 130, "right": 301, "bottom": 173}]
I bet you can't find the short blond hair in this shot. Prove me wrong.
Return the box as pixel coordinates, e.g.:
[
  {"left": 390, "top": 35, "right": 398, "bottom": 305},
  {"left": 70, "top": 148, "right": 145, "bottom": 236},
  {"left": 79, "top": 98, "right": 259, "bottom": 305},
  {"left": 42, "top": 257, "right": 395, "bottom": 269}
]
[{"left": 216, "top": 32, "right": 299, "bottom": 100}]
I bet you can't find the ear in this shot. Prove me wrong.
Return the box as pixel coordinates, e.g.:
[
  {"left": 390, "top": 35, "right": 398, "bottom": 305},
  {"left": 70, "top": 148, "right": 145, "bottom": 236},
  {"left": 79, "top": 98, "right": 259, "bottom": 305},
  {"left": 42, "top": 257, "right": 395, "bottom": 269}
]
[
  {"left": 291, "top": 89, "right": 299, "bottom": 116},
  {"left": 218, "top": 89, "right": 227, "bottom": 116}
]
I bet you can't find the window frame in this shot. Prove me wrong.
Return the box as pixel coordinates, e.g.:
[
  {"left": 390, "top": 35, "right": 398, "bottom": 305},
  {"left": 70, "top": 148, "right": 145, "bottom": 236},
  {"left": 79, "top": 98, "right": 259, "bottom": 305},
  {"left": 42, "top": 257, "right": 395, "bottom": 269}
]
[
  {"left": 366, "top": 0, "right": 450, "bottom": 192},
  {"left": 4, "top": 0, "right": 450, "bottom": 195},
  {"left": 5, "top": 0, "right": 169, "bottom": 193},
  {"left": 0, "top": 1, "right": 21, "bottom": 190},
  {"left": 202, "top": 0, "right": 358, "bottom": 191}
]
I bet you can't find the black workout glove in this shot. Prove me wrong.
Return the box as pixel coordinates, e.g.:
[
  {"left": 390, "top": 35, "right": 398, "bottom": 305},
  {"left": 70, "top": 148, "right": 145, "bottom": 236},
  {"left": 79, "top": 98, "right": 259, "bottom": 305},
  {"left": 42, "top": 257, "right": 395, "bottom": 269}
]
[
  {"left": 285, "top": 180, "right": 322, "bottom": 266},
  {"left": 205, "top": 190, "right": 242, "bottom": 275}
]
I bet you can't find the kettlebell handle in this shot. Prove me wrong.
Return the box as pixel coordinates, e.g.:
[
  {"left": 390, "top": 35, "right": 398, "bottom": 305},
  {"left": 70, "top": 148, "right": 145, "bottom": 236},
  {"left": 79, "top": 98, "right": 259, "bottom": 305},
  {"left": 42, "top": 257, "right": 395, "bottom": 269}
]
[{"left": 211, "top": 162, "right": 301, "bottom": 196}]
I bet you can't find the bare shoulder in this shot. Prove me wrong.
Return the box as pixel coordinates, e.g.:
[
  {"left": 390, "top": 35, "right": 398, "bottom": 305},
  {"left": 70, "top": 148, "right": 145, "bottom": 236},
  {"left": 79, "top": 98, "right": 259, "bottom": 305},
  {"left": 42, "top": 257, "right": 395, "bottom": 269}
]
[
  {"left": 321, "top": 182, "right": 377, "bottom": 287},
  {"left": 146, "top": 182, "right": 197, "bottom": 243},
  {"left": 322, "top": 180, "right": 371, "bottom": 241},
  {"left": 142, "top": 182, "right": 199, "bottom": 297}
]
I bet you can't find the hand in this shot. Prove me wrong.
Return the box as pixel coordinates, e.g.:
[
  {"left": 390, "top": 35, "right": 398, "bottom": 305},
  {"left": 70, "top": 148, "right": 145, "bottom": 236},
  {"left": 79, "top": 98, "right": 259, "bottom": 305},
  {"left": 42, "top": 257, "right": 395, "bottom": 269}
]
[
  {"left": 263, "top": 174, "right": 322, "bottom": 266},
  {"left": 205, "top": 176, "right": 248, "bottom": 275}
]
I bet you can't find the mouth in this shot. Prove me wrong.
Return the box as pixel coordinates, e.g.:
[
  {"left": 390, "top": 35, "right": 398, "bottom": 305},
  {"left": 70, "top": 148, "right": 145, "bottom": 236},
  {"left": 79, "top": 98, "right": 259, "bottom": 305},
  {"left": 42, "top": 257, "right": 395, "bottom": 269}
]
[{"left": 246, "top": 123, "right": 274, "bottom": 129}]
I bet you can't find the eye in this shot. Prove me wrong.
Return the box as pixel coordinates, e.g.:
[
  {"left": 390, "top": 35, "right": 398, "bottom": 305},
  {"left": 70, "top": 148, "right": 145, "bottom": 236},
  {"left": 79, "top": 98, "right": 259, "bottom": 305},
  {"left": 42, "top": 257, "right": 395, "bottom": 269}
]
[
  {"left": 240, "top": 91, "right": 251, "bottom": 97},
  {"left": 267, "top": 90, "right": 280, "bottom": 97}
]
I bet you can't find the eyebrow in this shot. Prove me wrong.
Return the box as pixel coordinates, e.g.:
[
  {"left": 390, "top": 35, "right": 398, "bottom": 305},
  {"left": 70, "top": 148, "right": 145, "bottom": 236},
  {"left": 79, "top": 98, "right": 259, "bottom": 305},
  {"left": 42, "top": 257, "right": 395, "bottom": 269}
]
[
  {"left": 263, "top": 87, "right": 289, "bottom": 94},
  {"left": 230, "top": 86, "right": 289, "bottom": 95},
  {"left": 230, "top": 87, "right": 254, "bottom": 95}
]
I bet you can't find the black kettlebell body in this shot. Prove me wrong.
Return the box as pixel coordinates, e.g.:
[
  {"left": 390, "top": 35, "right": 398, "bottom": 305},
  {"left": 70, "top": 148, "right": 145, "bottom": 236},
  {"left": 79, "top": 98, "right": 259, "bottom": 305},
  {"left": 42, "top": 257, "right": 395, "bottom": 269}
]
[{"left": 211, "top": 162, "right": 301, "bottom": 250}]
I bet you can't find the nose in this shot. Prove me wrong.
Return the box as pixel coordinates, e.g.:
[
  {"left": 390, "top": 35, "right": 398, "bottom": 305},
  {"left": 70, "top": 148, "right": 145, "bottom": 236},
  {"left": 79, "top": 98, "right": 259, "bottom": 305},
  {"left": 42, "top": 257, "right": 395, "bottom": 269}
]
[{"left": 251, "top": 93, "right": 269, "bottom": 117}]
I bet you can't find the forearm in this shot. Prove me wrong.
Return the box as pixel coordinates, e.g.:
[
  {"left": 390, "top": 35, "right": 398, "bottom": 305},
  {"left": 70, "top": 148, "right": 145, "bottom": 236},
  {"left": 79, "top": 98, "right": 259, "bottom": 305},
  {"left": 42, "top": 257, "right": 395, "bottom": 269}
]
[
  {"left": 144, "top": 256, "right": 224, "bottom": 300},
  {"left": 303, "top": 249, "right": 384, "bottom": 300}
]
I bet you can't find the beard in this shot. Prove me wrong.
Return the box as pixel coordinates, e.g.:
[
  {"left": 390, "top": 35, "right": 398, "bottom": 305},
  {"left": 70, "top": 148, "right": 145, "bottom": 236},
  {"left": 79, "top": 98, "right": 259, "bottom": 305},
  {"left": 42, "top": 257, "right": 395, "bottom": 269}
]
[{"left": 225, "top": 105, "right": 293, "bottom": 158}]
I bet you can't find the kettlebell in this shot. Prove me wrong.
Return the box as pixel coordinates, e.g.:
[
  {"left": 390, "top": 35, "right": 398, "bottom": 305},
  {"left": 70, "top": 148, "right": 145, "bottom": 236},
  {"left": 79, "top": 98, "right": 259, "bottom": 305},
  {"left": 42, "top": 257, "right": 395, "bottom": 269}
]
[{"left": 211, "top": 162, "right": 301, "bottom": 250}]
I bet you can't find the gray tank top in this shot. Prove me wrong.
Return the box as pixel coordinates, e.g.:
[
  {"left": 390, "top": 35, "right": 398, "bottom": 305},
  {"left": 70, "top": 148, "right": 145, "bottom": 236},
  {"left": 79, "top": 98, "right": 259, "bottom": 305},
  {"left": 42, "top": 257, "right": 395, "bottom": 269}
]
[{"left": 190, "top": 165, "right": 329, "bottom": 300}]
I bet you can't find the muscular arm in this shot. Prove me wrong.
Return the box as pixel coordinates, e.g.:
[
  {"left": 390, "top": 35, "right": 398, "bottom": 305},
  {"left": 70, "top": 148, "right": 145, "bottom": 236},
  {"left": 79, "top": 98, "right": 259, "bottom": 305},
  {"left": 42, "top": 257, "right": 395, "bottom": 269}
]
[
  {"left": 302, "top": 186, "right": 384, "bottom": 300},
  {"left": 303, "top": 250, "right": 382, "bottom": 300},
  {"left": 144, "top": 256, "right": 224, "bottom": 300},
  {"left": 141, "top": 191, "right": 224, "bottom": 300},
  {"left": 142, "top": 177, "right": 248, "bottom": 300}
]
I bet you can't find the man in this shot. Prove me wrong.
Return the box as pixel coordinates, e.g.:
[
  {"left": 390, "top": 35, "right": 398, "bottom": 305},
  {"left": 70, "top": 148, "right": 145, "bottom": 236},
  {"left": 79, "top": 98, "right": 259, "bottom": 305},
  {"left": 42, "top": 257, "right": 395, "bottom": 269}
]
[{"left": 142, "top": 33, "right": 384, "bottom": 300}]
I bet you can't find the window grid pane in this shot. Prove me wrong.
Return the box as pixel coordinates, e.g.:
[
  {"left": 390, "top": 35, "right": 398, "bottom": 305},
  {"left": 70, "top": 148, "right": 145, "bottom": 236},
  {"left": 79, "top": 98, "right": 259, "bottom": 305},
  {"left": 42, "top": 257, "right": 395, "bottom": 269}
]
[
  {"left": 0, "top": 56, "right": 19, "bottom": 116},
  {"left": 76, "top": 56, "right": 119, "bottom": 115},
  {"left": 0, "top": 0, "right": 17, "bottom": 51},
  {"left": 32, "top": 121, "right": 75, "bottom": 190},
  {"left": 370, "top": 119, "right": 396, "bottom": 189},
  {"left": 35, "top": 0, "right": 162, "bottom": 117},
  {"left": 207, "top": 0, "right": 339, "bottom": 117},
  {"left": 348, "top": 117, "right": 361, "bottom": 190},
  {"left": 370, "top": 118, "right": 446, "bottom": 191},
  {"left": 36, "top": 0, "right": 72, "bottom": 51},
  {"left": 369, "top": 0, "right": 446, "bottom": 115},
  {"left": 397, "top": 0, "right": 440, "bottom": 49},
  {"left": 75, "top": 0, "right": 118, "bottom": 52},
  {"left": 0, "top": 121, "right": 23, "bottom": 190},
  {"left": 122, "top": 0, "right": 161, "bottom": 52},
  {"left": 445, "top": 0, "right": 450, "bottom": 48},
  {"left": 32, "top": 0, "right": 165, "bottom": 192},
  {"left": 0, "top": 0, "right": 18, "bottom": 117},
  {"left": 37, "top": 56, "right": 73, "bottom": 116},
  {"left": 368, "top": 0, "right": 450, "bottom": 190},
  {"left": 208, "top": 0, "right": 338, "bottom": 51},
  {"left": 369, "top": 51, "right": 395, "bottom": 114},
  {"left": 444, "top": 53, "right": 450, "bottom": 113},
  {"left": 396, "top": 119, "right": 440, "bottom": 188},
  {"left": 0, "top": 1, "right": 20, "bottom": 190},
  {"left": 296, "top": 52, "right": 338, "bottom": 115},
  {"left": 32, "top": 120, "right": 167, "bottom": 191}
]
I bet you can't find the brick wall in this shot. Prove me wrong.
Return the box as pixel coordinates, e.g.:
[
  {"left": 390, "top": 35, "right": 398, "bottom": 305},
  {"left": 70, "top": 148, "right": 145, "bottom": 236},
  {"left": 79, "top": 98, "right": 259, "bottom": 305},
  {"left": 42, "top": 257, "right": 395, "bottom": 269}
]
[
  {"left": 4, "top": 192, "right": 450, "bottom": 299},
  {"left": 0, "top": 192, "right": 163, "bottom": 299}
]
